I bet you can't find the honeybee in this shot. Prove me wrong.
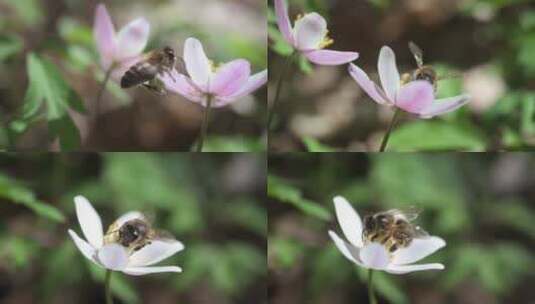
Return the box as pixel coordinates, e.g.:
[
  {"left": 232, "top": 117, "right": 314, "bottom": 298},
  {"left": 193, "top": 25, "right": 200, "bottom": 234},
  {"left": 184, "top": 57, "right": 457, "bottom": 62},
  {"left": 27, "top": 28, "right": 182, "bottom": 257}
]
[
  {"left": 104, "top": 214, "right": 176, "bottom": 253},
  {"left": 363, "top": 208, "right": 429, "bottom": 253},
  {"left": 401, "top": 41, "right": 439, "bottom": 91},
  {"left": 120, "top": 46, "right": 185, "bottom": 95}
]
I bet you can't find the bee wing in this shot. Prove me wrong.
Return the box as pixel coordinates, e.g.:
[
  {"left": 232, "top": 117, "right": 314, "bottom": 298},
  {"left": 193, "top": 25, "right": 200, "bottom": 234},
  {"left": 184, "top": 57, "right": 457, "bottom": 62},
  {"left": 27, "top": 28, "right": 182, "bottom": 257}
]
[
  {"left": 412, "top": 225, "right": 430, "bottom": 239},
  {"left": 382, "top": 207, "right": 422, "bottom": 222},
  {"left": 175, "top": 56, "right": 188, "bottom": 76},
  {"left": 151, "top": 229, "right": 177, "bottom": 242},
  {"left": 436, "top": 71, "right": 462, "bottom": 81},
  {"left": 408, "top": 41, "right": 424, "bottom": 68}
]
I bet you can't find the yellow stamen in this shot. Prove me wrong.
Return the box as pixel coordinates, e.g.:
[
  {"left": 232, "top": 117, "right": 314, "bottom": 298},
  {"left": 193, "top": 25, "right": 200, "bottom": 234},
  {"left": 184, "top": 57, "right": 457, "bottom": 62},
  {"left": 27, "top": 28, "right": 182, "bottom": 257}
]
[{"left": 295, "top": 13, "right": 303, "bottom": 22}]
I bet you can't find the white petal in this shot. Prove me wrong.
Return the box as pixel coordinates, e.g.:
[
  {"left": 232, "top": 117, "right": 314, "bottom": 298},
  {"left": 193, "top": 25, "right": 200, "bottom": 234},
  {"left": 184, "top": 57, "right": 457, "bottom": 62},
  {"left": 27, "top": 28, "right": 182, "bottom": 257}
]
[
  {"left": 74, "top": 195, "right": 103, "bottom": 248},
  {"left": 68, "top": 230, "right": 100, "bottom": 266},
  {"left": 97, "top": 244, "right": 129, "bottom": 271},
  {"left": 184, "top": 37, "right": 211, "bottom": 90},
  {"left": 116, "top": 18, "right": 150, "bottom": 60},
  {"left": 328, "top": 231, "right": 364, "bottom": 266},
  {"left": 419, "top": 94, "right": 471, "bottom": 118},
  {"left": 386, "top": 263, "right": 445, "bottom": 274},
  {"left": 128, "top": 240, "right": 185, "bottom": 267},
  {"left": 359, "top": 243, "right": 390, "bottom": 270},
  {"left": 113, "top": 211, "right": 145, "bottom": 228},
  {"left": 333, "top": 196, "right": 363, "bottom": 248},
  {"left": 378, "top": 46, "right": 401, "bottom": 101},
  {"left": 293, "top": 13, "right": 327, "bottom": 51},
  {"left": 391, "top": 236, "right": 446, "bottom": 265},
  {"left": 123, "top": 266, "right": 182, "bottom": 276}
]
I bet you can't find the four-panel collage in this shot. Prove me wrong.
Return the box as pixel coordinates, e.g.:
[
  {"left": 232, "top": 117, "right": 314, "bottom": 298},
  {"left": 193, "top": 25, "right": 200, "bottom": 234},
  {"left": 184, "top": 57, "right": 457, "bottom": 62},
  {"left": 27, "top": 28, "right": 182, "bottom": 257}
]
[{"left": 0, "top": 0, "right": 534, "bottom": 304}]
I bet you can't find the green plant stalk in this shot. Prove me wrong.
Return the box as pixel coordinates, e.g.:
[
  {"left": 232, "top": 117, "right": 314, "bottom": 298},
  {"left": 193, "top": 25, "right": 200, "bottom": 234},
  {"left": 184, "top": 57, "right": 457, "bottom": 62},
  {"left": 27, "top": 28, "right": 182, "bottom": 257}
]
[
  {"left": 105, "top": 269, "right": 113, "bottom": 304},
  {"left": 267, "top": 52, "right": 295, "bottom": 131},
  {"left": 379, "top": 108, "right": 401, "bottom": 152},
  {"left": 196, "top": 95, "right": 213, "bottom": 152},
  {"left": 94, "top": 65, "right": 114, "bottom": 129},
  {"left": 368, "top": 269, "right": 378, "bottom": 304}
]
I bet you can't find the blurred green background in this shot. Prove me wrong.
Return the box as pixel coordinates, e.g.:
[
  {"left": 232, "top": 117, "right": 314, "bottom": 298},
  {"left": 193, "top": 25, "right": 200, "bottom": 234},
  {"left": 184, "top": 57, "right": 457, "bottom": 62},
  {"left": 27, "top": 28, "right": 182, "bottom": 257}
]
[
  {"left": 268, "top": 0, "right": 535, "bottom": 152},
  {"left": 0, "top": 153, "right": 266, "bottom": 303},
  {"left": 0, "top": 0, "right": 267, "bottom": 151},
  {"left": 268, "top": 153, "right": 535, "bottom": 303}
]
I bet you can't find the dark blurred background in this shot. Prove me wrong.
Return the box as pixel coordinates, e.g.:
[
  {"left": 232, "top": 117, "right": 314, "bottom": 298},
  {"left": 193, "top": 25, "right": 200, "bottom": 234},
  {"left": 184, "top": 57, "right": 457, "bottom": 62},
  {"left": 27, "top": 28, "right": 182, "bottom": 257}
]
[
  {"left": 268, "top": 0, "right": 535, "bottom": 152},
  {"left": 0, "top": 153, "right": 266, "bottom": 304},
  {"left": 268, "top": 153, "right": 535, "bottom": 303},
  {"left": 0, "top": 0, "right": 267, "bottom": 151}
]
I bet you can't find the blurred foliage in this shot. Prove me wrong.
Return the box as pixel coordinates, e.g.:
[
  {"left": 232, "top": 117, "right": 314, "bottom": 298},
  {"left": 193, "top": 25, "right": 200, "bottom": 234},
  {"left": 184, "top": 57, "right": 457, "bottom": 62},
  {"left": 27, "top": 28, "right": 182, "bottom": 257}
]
[
  {"left": 0, "top": 153, "right": 266, "bottom": 303},
  {"left": 268, "top": 153, "right": 535, "bottom": 303},
  {"left": 269, "top": 0, "right": 535, "bottom": 151}
]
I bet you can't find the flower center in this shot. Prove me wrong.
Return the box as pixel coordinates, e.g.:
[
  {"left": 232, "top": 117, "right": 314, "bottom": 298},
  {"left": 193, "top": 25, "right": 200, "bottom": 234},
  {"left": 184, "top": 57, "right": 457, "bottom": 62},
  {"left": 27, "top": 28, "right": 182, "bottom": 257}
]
[{"left": 318, "top": 31, "right": 334, "bottom": 49}]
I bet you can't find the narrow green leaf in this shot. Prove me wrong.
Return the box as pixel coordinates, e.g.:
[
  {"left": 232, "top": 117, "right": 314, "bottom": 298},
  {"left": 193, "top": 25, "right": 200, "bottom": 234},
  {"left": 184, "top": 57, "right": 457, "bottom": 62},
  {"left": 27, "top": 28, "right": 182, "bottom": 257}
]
[{"left": 303, "top": 137, "right": 336, "bottom": 152}]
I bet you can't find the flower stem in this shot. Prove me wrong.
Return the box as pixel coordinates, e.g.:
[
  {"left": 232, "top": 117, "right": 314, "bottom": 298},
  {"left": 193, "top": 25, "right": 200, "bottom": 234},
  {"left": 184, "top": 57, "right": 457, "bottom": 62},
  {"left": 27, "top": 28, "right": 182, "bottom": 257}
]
[
  {"left": 94, "top": 66, "right": 114, "bottom": 129},
  {"left": 368, "top": 269, "right": 378, "bottom": 304},
  {"left": 105, "top": 269, "right": 113, "bottom": 304},
  {"left": 196, "top": 95, "right": 213, "bottom": 152},
  {"left": 267, "top": 52, "right": 295, "bottom": 131},
  {"left": 379, "top": 108, "right": 401, "bottom": 152}
]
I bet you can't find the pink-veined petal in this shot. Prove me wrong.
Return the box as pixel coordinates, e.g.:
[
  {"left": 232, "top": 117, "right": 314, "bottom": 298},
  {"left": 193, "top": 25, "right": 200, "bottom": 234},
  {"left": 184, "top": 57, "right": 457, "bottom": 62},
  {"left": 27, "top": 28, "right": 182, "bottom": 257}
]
[
  {"left": 293, "top": 13, "right": 327, "bottom": 51},
  {"left": 348, "top": 63, "right": 390, "bottom": 105},
  {"left": 184, "top": 37, "right": 212, "bottom": 90},
  {"left": 210, "top": 59, "right": 251, "bottom": 96},
  {"left": 74, "top": 195, "right": 103, "bottom": 248},
  {"left": 328, "top": 231, "right": 364, "bottom": 267},
  {"left": 386, "top": 263, "right": 445, "bottom": 274},
  {"left": 274, "top": 0, "right": 294, "bottom": 45},
  {"left": 94, "top": 4, "right": 117, "bottom": 70},
  {"left": 128, "top": 240, "right": 185, "bottom": 267},
  {"left": 123, "top": 266, "right": 182, "bottom": 276},
  {"left": 419, "top": 94, "right": 471, "bottom": 118},
  {"left": 116, "top": 18, "right": 150, "bottom": 60},
  {"left": 304, "top": 49, "right": 359, "bottom": 65},
  {"left": 391, "top": 236, "right": 446, "bottom": 265},
  {"left": 359, "top": 243, "right": 390, "bottom": 270},
  {"left": 333, "top": 196, "right": 364, "bottom": 248},
  {"left": 378, "top": 46, "right": 401, "bottom": 101},
  {"left": 395, "top": 81, "right": 434, "bottom": 114},
  {"left": 161, "top": 70, "right": 204, "bottom": 103}
]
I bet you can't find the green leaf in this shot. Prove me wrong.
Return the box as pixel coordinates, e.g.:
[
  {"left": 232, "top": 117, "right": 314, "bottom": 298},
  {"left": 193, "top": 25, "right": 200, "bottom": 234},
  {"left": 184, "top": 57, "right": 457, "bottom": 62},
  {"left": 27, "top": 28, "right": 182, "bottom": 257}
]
[
  {"left": 268, "top": 175, "right": 331, "bottom": 221},
  {"left": 0, "top": 34, "right": 23, "bottom": 61},
  {"left": 0, "top": 174, "right": 65, "bottom": 222},
  {"left": 298, "top": 54, "right": 313, "bottom": 74},
  {"left": 20, "top": 53, "right": 85, "bottom": 149},
  {"left": 200, "top": 136, "right": 265, "bottom": 152},
  {"left": 388, "top": 120, "right": 486, "bottom": 151},
  {"left": 303, "top": 137, "right": 336, "bottom": 152}
]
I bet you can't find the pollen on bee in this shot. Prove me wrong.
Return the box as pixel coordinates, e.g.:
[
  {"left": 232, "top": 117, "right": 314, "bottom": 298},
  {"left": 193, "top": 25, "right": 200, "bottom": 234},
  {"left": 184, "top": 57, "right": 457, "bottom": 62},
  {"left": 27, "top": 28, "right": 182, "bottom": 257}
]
[{"left": 319, "top": 31, "right": 334, "bottom": 49}]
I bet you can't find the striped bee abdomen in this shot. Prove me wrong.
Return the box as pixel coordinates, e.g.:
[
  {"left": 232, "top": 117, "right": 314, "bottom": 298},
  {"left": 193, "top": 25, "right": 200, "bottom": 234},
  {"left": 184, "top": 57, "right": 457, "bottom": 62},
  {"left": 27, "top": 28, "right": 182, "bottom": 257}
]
[{"left": 120, "top": 62, "right": 159, "bottom": 88}]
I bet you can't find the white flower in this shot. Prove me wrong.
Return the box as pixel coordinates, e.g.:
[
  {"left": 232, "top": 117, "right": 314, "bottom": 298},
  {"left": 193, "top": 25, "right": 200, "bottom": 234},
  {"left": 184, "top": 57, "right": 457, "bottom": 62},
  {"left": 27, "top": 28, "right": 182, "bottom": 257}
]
[
  {"left": 68, "top": 195, "right": 184, "bottom": 275},
  {"left": 328, "top": 196, "right": 446, "bottom": 274}
]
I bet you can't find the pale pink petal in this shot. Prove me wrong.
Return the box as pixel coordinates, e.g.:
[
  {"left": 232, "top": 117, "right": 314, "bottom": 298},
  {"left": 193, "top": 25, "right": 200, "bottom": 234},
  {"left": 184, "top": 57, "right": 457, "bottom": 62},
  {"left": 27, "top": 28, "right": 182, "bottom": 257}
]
[
  {"left": 128, "top": 240, "right": 185, "bottom": 267},
  {"left": 304, "top": 49, "right": 359, "bottom": 65},
  {"left": 94, "top": 4, "right": 117, "bottom": 70},
  {"left": 328, "top": 231, "right": 364, "bottom": 266},
  {"left": 123, "top": 266, "right": 182, "bottom": 276},
  {"left": 116, "top": 18, "right": 150, "bottom": 60},
  {"left": 419, "top": 94, "right": 471, "bottom": 118},
  {"left": 391, "top": 237, "right": 446, "bottom": 265},
  {"left": 224, "top": 69, "right": 267, "bottom": 100},
  {"left": 293, "top": 13, "right": 327, "bottom": 51},
  {"left": 184, "top": 37, "right": 212, "bottom": 90},
  {"left": 348, "top": 63, "right": 390, "bottom": 105},
  {"left": 378, "top": 46, "right": 401, "bottom": 101},
  {"left": 274, "top": 0, "right": 294, "bottom": 45},
  {"left": 162, "top": 70, "right": 204, "bottom": 103},
  {"left": 395, "top": 81, "right": 434, "bottom": 114},
  {"left": 359, "top": 243, "right": 390, "bottom": 269},
  {"left": 210, "top": 59, "right": 251, "bottom": 96},
  {"left": 97, "top": 244, "right": 129, "bottom": 271},
  {"left": 386, "top": 263, "right": 445, "bottom": 274},
  {"left": 333, "top": 196, "right": 363, "bottom": 248}
]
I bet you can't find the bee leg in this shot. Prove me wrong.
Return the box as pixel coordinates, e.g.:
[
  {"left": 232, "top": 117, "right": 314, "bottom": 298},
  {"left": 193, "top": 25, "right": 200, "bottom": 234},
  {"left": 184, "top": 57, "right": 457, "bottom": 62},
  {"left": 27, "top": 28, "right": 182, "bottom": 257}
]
[{"left": 389, "top": 244, "right": 398, "bottom": 253}]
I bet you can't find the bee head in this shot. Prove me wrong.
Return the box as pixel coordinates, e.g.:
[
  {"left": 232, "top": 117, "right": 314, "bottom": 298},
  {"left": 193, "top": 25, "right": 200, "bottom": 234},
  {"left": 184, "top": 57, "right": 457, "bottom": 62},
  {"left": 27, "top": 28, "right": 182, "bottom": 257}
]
[
  {"left": 413, "top": 67, "right": 436, "bottom": 85},
  {"left": 163, "top": 46, "right": 175, "bottom": 60},
  {"left": 119, "top": 220, "right": 148, "bottom": 245}
]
